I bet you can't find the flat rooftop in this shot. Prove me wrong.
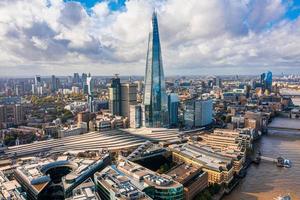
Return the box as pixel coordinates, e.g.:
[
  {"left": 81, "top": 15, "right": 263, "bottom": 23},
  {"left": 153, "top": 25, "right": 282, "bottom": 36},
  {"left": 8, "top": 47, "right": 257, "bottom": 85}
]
[{"left": 95, "top": 166, "right": 151, "bottom": 200}]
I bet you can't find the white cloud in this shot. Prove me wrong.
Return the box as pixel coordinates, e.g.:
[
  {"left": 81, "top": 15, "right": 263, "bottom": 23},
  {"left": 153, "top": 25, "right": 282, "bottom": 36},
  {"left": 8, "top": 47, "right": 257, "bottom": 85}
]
[{"left": 0, "top": 0, "right": 300, "bottom": 76}]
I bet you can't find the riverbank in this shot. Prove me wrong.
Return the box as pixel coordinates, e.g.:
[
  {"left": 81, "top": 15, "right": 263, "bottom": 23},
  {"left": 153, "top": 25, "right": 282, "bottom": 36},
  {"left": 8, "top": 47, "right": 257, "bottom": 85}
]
[{"left": 223, "top": 134, "right": 300, "bottom": 200}]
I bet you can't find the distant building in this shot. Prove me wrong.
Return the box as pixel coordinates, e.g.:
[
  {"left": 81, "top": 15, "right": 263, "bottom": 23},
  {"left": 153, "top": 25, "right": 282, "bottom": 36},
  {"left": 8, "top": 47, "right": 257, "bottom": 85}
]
[
  {"left": 184, "top": 99, "right": 213, "bottom": 128},
  {"left": 168, "top": 93, "right": 179, "bottom": 127},
  {"left": 51, "top": 75, "right": 59, "bottom": 93},
  {"left": 130, "top": 104, "right": 142, "bottom": 128},
  {"left": 34, "top": 75, "right": 41, "bottom": 86},
  {"left": 109, "top": 75, "right": 121, "bottom": 116},
  {"left": 87, "top": 75, "right": 95, "bottom": 112},
  {"left": 260, "top": 71, "right": 272, "bottom": 93}
]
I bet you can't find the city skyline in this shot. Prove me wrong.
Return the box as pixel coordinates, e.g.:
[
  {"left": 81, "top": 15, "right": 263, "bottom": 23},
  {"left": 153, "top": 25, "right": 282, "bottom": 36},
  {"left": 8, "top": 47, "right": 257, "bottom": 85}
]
[{"left": 1, "top": 0, "right": 300, "bottom": 76}]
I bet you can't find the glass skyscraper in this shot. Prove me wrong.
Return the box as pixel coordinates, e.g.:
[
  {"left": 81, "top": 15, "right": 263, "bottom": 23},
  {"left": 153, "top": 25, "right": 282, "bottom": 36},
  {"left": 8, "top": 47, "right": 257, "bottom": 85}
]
[
  {"left": 260, "top": 71, "right": 272, "bottom": 92},
  {"left": 143, "top": 12, "right": 168, "bottom": 128}
]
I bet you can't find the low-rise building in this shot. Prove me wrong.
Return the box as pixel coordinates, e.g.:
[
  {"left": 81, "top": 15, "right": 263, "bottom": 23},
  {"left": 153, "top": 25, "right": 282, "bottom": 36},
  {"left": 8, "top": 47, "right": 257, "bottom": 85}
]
[
  {"left": 117, "top": 159, "right": 184, "bottom": 200},
  {"left": 167, "top": 164, "right": 208, "bottom": 200},
  {"left": 169, "top": 143, "right": 234, "bottom": 185}
]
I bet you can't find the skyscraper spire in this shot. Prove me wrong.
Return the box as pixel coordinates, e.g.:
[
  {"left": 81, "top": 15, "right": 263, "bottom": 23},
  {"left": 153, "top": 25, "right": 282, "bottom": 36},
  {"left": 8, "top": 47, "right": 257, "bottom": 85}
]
[{"left": 143, "top": 11, "right": 168, "bottom": 128}]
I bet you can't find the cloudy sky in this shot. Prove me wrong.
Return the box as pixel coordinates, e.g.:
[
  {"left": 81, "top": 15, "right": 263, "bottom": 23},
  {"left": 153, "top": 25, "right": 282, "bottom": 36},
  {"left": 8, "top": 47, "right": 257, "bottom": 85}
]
[{"left": 0, "top": 0, "right": 300, "bottom": 77}]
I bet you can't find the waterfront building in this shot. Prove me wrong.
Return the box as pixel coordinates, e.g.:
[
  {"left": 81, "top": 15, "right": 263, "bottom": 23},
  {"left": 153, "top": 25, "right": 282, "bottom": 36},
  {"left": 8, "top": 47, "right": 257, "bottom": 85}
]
[
  {"left": 184, "top": 98, "right": 213, "bottom": 128},
  {"left": 143, "top": 12, "right": 168, "bottom": 128},
  {"left": 169, "top": 143, "right": 234, "bottom": 185},
  {"left": 168, "top": 93, "right": 179, "bottom": 127},
  {"left": 166, "top": 164, "right": 208, "bottom": 200},
  {"left": 109, "top": 75, "right": 121, "bottom": 116}
]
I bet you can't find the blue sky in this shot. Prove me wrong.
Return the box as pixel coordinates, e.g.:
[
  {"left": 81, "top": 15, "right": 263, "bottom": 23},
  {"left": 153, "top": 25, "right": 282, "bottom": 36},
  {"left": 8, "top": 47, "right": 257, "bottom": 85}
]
[
  {"left": 64, "top": 0, "right": 126, "bottom": 11},
  {"left": 1, "top": 0, "right": 300, "bottom": 76}
]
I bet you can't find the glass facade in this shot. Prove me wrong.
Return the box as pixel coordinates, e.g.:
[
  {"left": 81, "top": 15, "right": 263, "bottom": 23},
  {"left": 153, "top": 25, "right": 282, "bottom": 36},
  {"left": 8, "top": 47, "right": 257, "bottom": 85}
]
[
  {"left": 260, "top": 71, "right": 272, "bottom": 92},
  {"left": 143, "top": 12, "right": 168, "bottom": 128}
]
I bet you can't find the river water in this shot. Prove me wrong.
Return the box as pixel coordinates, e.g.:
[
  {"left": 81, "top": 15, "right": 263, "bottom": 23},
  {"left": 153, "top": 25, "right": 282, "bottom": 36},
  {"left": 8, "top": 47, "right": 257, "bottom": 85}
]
[{"left": 223, "top": 135, "right": 300, "bottom": 200}]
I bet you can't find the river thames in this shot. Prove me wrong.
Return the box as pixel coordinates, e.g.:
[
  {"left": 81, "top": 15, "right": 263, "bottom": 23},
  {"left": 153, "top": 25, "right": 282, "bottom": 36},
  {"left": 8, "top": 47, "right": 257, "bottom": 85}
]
[{"left": 223, "top": 135, "right": 300, "bottom": 200}]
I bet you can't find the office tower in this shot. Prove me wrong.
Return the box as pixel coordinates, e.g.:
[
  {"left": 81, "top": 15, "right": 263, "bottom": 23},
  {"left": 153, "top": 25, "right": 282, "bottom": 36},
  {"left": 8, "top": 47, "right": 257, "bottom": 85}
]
[
  {"left": 87, "top": 75, "right": 95, "bottom": 112},
  {"left": 73, "top": 73, "right": 80, "bottom": 84},
  {"left": 184, "top": 99, "right": 213, "bottom": 128},
  {"left": 51, "top": 75, "right": 58, "bottom": 92},
  {"left": 109, "top": 75, "right": 121, "bottom": 115},
  {"left": 265, "top": 71, "right": 272, "bottom": 92},
  {"left": 81, "top": 73, "right": 88, "bottom": 89},
  {"left": 34, "top": 75, "right": 41, "bottom": 86},
  {"left": 130, "top": 105, "right": 142, "bottom": 128},
  {"left": 143, "top": 12, "right": 168, "bottom": 128},
  {"left": 121, "top": 83, "right": 137, "bottom": 119},
  {"left": 168, "top": 93, "right": 179, "bottom": 128},
  {"left": 260, "top": 71, "right": 272, "bottom": 93}
]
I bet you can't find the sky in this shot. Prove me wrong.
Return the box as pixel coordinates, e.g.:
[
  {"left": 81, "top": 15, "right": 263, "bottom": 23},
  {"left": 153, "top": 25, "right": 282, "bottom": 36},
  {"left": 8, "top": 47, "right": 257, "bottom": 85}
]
[{"left": 0, "top": 0, "right": 300, "bottom": 77}]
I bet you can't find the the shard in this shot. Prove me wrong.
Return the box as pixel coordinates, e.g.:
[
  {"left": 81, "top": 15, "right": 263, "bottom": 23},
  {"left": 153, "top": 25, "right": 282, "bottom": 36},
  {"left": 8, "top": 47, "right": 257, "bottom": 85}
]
[{"left": 143, "top": 11, "right": 168, "bottom": 128}]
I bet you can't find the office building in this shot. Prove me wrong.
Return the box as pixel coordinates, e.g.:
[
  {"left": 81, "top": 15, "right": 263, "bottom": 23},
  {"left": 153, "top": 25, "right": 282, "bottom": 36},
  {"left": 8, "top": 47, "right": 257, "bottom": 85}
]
[
  {"left": 169, "top": 143, "right": 234, "bottom": 185},
  {"left": 87, "top": 75, "right": 95, "bottom": 112},
  {"left": 109, "top": 75, "right": 121, "bottom": 116},
  {"left": 260, "top": 71, "right": 272, "bottom": 93},
  {"left": 34, "top": 75, "right": 41, "bottom": 86},
  {"left": 168, "top": 93, "right": 179, "bottom": 127},
  {"left": 51, "top": 75, "right": 58, "bottom": 92},
  {"left": 184, "top": 99, "right": 213, "bottom": 128},
  {"left": 81, "top": 73, "right": 88, "bottom": 92},
  {"left": 117, "top": 159, "right": 183, "bottom": 199},
  {"left": 120, "top": 83, "right": 137, "bottom": 119},
  {"left": 130, "top": 104, "right": 142, "bottom": 128},
  {"left": 73, "top": 73, "right": 80, "bottom": 84},
  {"left": 143, "top": 12, "right": 168, "bottom": 128},
  {"left": 167, "top": 164, "right": 208, "bottom": 200},
  {"left": 94, "top": 166, "right": 152, "bottom": 200}
]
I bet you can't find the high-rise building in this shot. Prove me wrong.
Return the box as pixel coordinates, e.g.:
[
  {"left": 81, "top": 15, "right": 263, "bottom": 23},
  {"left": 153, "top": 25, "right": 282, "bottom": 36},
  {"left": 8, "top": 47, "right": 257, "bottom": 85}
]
[
  {"left": 51, "top": 75, "right": 58, "bottom": 92},
  {"left": 184, "top": 99, "right": 213, "bottom": 128},
  {"left": 81, "top": 73, "right": 88, "bottom": 90},
  {"left": 168, "top": 93, "right": 179, "bottom": 128},
  {"left": 121, "top": 83, "right": 137, "bottom": 119},
  {"left": 34, "top": 75, "right": 41, "bottom": 86},
  {"left": 265, "top": 71, "right": 272, "bottom": 92},
  {"left": 109, "top": 75, "right": 121, "bottom": 116},
  {"left": 87, "top": 75, "right": 95, "bottom": 112},
  {"left": 73, "top": 73, "right": 80, "bottom": 84},
  {"left": 143, "top": 12, "right": 168, "bottom": 128},
  {"left": 130, "top": 104, "right": 142, "bottom": 128},
  {"left": 260, "top": 71, "right": 272, "bottom": 93}
]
